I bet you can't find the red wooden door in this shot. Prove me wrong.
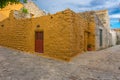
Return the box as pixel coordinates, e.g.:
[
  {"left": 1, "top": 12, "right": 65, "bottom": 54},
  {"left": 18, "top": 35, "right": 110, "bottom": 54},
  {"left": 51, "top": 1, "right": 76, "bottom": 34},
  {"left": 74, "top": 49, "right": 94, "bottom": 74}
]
[{"left": 35, "top": 32, "right": 44, "bottom": 53}]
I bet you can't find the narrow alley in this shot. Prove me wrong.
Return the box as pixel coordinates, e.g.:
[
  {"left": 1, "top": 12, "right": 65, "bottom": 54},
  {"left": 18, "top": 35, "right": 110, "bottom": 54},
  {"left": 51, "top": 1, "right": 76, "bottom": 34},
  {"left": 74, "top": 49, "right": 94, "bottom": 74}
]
[{"left": 0, "top": 45, "right": 120, "bottom": 80}]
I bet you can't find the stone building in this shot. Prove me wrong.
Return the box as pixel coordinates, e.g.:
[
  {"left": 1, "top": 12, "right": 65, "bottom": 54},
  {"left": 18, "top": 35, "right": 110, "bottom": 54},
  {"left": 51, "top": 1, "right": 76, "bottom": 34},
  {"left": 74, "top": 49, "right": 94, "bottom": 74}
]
[
  {"left": 110, "top": 30, "right": 117, "bottom": 46},
  {"left": 78, "top": 10, "right": 112, "bottom": 50},
  {"left": 0, "top": 3, "right": 113, "bottom": 60},
  {"left": 113, "top": 29, "right": 120, "bottom": 45},
  {"left": 95, "top": 10, "right": 112, "bottom": 48},
  {"left": 94, "top": 14, "right": 112, "bottom": 50},
  {"left": 0, "top": 9, "right": 85, "bottom": 61}
]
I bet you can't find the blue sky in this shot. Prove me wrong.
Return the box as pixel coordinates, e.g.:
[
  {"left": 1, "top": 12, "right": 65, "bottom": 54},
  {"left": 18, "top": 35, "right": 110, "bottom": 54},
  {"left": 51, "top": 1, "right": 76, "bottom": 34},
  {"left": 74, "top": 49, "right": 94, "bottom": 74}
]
[{"left": 33, "top": 0, "right": 120, "bottom": 29}]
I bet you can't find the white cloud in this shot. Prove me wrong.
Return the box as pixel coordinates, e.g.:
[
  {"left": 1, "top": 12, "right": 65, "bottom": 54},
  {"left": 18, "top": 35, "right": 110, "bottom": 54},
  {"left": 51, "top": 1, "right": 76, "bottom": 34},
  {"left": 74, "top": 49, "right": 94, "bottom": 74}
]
[
  {"left": 35, "top": 0, "right": 120, "bottom": 15},
  {"left": 110, "top": 14, "right": 120, "bottom": 18}
]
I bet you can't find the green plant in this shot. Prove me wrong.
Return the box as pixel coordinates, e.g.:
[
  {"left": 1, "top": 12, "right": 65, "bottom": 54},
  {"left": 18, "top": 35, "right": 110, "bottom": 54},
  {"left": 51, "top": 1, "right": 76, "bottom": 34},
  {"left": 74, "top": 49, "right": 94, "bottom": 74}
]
[
  {"left": 87, "top": 44, "right": 92, "bottom": 51},
  {"left": 0, "top": 0, "right": 28, "bottom": 8},
  {"left": 23, "top": 0, "right": 27, "bottom": 3},
  {"left": 22, "top": 7, "right": 28, "bottom": 14}
]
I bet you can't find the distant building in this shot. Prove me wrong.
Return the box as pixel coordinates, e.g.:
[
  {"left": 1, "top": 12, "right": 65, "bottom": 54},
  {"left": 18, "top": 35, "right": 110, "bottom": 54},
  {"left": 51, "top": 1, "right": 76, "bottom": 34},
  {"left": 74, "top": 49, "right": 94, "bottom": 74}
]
[
  {"left": 14, "top": 1, "right": 46, "bottom": 19},
  {"left": 110, "top": 30, "right": 117, "bottom": 46},
  {"left": 113, "top": 29, "right": 120, "bottom": 45},
  {"left": 95, "top": 10, "right": 112, "bottom": 48}
]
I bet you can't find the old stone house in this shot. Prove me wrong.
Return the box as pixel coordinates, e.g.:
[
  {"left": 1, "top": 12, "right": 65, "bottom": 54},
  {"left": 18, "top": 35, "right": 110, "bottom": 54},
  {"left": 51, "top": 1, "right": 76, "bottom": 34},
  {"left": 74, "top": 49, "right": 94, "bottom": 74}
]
[
  {"left": 0, "top": 9, "right": 86, "bottom": 60},
  {"left": 0, "top": 2, "right": 113, "bottom": 60},
  {"left": 95, "top": 10, "right": 112, "bottom": 47},
  {"left": 94, "top": 14, "right": 112, "bottom": 50},
  {"left": 78, "top": 10, "right": 112, "bottom": 50}
]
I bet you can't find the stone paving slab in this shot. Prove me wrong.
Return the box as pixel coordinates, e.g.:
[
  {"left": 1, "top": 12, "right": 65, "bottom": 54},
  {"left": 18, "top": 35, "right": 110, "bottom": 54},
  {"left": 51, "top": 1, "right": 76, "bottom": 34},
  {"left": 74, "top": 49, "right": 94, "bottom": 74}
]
[{"left": 0, "top": 45, "right": 120, "bottom": 80}]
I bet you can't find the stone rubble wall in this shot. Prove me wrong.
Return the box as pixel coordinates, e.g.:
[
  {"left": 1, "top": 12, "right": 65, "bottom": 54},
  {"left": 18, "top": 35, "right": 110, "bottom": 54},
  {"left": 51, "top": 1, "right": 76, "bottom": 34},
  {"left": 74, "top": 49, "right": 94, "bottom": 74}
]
[
  {"left": 78, "top": 12, "right": 96, "bottom": 51},
  {"left": 23, "top": 2, "right": 46, "bottom": 18}
]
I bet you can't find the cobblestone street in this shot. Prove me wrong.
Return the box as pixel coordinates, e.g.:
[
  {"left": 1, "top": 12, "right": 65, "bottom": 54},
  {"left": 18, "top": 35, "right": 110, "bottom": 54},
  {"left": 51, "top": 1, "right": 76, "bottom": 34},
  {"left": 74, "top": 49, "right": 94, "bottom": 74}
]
[{"left": 0, "top": 45, "right": 120, "bottom": 80}]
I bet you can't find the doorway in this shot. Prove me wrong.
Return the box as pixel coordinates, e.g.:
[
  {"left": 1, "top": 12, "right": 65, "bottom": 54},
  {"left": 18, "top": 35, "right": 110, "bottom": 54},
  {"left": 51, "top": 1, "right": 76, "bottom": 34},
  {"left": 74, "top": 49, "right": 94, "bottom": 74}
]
[{"left": 35, "top": 31, "right": 44, "bottom": 53}]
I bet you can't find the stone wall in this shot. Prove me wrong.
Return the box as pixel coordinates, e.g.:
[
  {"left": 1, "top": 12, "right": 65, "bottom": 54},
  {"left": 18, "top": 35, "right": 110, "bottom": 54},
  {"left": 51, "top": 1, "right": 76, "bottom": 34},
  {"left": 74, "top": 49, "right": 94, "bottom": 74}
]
[
  {"left": 87, "top": 15, "right": 96, "bottom": 50},
  {"left": 23, "top": 2, "right": 46, "bottom": 17},
  {"left": 116, "top": 32, "right": 120, "bottom": 45},
  {"left": 0, "top": 9, "right": 85, "bottom": 61},
  {"left": 95, "top": 10, "right": 112, "bottom": 48},
  {"left": 95, "top": 10, "right": 111, "bottom": 31},
  {"left": 0, "top": 13, "right": 33, "bottom": 52},
  {"left": 78, "top": 12, "right": 96, "bottom": 51},
  {"left": 68, "top": 11, "right": 85, "bottom": 56},
  {"left": 113, "top": 29, "right": 120, "bottom": 45}
]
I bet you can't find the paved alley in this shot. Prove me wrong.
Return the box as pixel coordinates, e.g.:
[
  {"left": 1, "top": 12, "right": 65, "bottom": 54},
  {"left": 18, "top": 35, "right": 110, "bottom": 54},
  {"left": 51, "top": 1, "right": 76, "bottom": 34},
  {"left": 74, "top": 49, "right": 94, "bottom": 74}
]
[{"left": 0, "top": 45, "right": 120, "bottom": 80}]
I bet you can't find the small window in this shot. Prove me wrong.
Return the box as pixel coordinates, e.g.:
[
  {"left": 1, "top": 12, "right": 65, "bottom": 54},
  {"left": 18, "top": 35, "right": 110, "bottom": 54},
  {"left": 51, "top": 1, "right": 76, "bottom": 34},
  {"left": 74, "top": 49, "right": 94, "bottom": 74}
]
[{"left": 37, "top": 25, "right": 40, "bottom": 28}]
